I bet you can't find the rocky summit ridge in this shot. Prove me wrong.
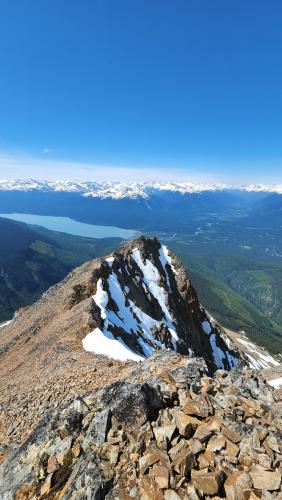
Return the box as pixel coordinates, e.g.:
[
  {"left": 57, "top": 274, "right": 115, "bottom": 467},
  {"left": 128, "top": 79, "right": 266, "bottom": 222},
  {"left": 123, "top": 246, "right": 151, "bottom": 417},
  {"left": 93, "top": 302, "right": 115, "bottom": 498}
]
[
  {"left": 0, "top": 351, "right": 281, "bottom": 498},
  {"left": 80, "top": 236, "right": 240, "bottom": 369},
  {"left": 0, "top": 236, "right": 281, "bottom": 498}
]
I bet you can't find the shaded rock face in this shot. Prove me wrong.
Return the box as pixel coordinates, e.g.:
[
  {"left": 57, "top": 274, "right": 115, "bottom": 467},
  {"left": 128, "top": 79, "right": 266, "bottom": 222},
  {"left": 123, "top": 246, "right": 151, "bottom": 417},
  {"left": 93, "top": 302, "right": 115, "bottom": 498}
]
[
  {"left": 1, "top": 351, "right": 281, "bottom": 499},
  {"left": 81, "top": 236, "right": 240, "bottom": 370}
]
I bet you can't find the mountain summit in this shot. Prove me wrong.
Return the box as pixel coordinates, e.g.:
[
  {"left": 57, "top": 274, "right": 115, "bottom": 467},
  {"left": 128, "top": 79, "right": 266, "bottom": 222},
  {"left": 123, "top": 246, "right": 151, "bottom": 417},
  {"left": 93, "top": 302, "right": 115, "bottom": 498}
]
[{"left": 80, "top": 236, "right": 239, "bottom": 370}]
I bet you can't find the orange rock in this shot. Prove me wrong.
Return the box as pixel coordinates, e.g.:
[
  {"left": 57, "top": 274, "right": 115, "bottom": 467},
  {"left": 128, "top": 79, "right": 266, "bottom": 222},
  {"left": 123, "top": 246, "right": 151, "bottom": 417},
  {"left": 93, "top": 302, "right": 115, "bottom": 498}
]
[
  {"left": 192, "top": 471, "right": 224, "bottom": 496},
  {"left": 40, "top": 473, "right": 53, "bottom": 496},
  {"left": 222, "top": 426, "right": 242, "bottom": 443},
  {"left": 139, "top": 476, "right": 164, "bottom": 500},
  {"left": 224, "top": 470, "right": 252, "bottom": 499},
  {"left": 47, "top": 454, "right": 58, "bottom": 473}
]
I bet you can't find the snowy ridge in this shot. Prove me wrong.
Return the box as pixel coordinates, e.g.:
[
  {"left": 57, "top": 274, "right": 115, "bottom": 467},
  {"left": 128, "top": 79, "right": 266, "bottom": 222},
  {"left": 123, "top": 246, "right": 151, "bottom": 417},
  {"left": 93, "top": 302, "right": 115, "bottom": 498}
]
[
  {"left": 82, "top": 238, "right": 240, "bottom": 369},
  {"left": 236, "top": 337, "right": 280, "bottom": 369},
  {"left": 205, "top": 310, "right": 281, "bottom": 370},
  {"left": 1, "top": 178, "right": 282, "bottom": 199},
  {"left": 201, "top": 320, "right": 238, "bottom": 369},
  {"left": 83, "top": 245, "right": 179, "bottom": 361}
]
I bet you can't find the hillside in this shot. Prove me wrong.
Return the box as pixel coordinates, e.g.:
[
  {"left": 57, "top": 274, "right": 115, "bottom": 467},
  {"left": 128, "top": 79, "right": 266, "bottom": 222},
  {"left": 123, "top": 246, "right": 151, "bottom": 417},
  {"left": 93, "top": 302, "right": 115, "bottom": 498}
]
[
  {"left": 0, "top": 217, "right": 120, "bottom": 321},
  {"left": 167, "top": 243, "right": 282, "bottom": 356},
  {"left": 1, "top": 214, "right": 282, "bottom": 357}
]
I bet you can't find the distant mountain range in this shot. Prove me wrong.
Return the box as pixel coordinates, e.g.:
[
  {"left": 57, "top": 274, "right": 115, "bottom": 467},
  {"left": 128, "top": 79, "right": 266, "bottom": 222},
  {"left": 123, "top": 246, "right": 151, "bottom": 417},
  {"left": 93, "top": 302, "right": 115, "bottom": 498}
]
[
  {"left": 1, "top": 178, "right": 282, "bottom": 231},
  {"left": 0, "top": 178, "right": 282, "bottom": 198}
]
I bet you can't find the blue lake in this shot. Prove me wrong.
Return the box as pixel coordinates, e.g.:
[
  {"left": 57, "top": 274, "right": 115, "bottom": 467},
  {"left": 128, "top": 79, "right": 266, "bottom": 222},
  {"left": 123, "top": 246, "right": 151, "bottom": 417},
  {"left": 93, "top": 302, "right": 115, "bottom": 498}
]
[{"left": 0, "top": 213, "right": 138, "bottom": 239}]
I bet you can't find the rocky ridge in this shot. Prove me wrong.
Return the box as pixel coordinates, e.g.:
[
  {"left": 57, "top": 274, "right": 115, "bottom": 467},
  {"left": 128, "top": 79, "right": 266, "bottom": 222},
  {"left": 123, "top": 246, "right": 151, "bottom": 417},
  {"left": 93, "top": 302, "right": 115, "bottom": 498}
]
[
  {"left": 0, "top": 237, "right": 281, "bottom": 498},
  {"left": 80, "top": 236, "right": 240, "bottom": 370},
  {"left": 0, "top": 351, "right": 281, "bottom": 499},
  {"left": 0, "top": 237, "right": 278, "bottom": 454}
]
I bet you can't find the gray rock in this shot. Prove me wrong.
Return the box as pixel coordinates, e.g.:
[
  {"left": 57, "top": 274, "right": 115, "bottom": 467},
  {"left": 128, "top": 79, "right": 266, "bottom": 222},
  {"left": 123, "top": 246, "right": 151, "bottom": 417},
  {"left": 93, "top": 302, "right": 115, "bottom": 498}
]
[{"left": 82, "top": 409, "right": 111, "bottom": 450}]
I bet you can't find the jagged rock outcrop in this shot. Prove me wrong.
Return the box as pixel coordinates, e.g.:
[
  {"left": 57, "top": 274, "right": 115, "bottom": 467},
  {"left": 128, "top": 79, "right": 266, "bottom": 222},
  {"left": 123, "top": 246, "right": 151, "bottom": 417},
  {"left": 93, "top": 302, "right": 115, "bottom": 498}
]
[
  {"left": 77, "top": 236, "right": 240, "bottom": 370},
  {"left": 0, "top": 351, "right": 281, "bottom": 499}
]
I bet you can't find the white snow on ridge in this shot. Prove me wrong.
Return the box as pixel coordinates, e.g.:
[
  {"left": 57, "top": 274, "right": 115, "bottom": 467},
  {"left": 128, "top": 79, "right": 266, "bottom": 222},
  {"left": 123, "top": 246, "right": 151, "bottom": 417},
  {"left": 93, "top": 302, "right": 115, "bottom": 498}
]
[
  {"left": 236, "top": 337, "right": 280, "bottom": 368},
  {"left": 1, "top": 179, "right": 282, "bottom": 199},
  {"left": 83, "top": 328, "right": 143, "bottom": 361},
  {"left": 159, "top": 247, "right": 172, "bottom": 291},
  {"left": 106, "top": 256, "right": 114, "bottom": 268},
  {"left": 83, "top": 248, "right": 181, "bottom": 360},
  {"left": 159, "top": 245, "right": 178, "bottom": 279},
  {"left": 0, "top": 320, "right": 11, "bottom": 330},
  {"left": 83, "top": 249, "right": 278, "bottom": 369},
  {"left": 268, "top": 377, "right": 282, "bottom": 389},
  {"left": 132, "top": 248, "right": 179, "bottom": 346},
  {"left": 202, "top": 320, "right": 212, "bottom": 335},
  {"left": 93, "top": 279, "right": 108, "bottom": 320}
]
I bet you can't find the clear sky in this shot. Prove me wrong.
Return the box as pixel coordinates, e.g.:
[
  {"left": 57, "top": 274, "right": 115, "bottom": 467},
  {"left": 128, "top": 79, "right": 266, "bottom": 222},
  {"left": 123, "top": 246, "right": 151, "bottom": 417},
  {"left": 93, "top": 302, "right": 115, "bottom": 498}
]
[{"left": 0, "top": 0, "right": 282, "bottom": 182}]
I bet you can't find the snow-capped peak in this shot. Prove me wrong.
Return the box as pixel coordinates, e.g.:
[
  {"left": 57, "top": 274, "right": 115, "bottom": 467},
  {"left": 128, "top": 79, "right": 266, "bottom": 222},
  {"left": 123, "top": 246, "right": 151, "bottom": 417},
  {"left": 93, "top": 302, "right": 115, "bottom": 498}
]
[
  {"left": 0, "top": 179, "right": 282, "bottom": 199},
  {"left": 82, "top": 237, "right": 240, "bottom": 370}
]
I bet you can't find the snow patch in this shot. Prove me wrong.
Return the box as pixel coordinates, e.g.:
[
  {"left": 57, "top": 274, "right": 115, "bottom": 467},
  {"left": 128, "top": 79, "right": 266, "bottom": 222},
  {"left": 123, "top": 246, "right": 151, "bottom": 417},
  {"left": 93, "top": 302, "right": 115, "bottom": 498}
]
[
  {"left": 236, "top": 337, "right": 280, "bottom": 368},
  {"left": 93, "top": 279, "right": 108, "bottom": 320},
  {"left": 202, "top": 321, "right": 238, "bottom": 369},
  {"left": 132, "top": 248, "right": 179, "bottom": 346},
  {"left": 202, "top": 320, "right": 212, "bottom": 335},
  {"left": 159, "top": 245, "right": 178, "bottom": 277},
  {"left": 268, "top": 377, "right": 282, "bottom": 389},
  {"left": 210, "top": 334, "right": 225, "bottom": 369},
  {"left": 106, "top": 257, "right": 114, "bottom": 267},
  {"left": 83, "top": 328, "right": 143, "bottom": 361},
  {"left": 0, "top": 320, "right": 11, "bottom": 329}
]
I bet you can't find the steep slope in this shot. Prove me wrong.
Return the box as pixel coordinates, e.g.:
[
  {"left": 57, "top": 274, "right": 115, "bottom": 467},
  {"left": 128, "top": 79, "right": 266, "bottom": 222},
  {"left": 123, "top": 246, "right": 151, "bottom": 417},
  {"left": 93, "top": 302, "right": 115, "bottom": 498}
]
[
  {"left": 80, "top": 236, "right": 239, "bottom": 370},
  {"left": 0, "top": 217, "right": 120, "bottom": 321},
  {"left": 170, "top": 248, "right": 282, "bottom": 356},
  {"left": 248, "top": 192, "right": 282, "bottom": 227}
]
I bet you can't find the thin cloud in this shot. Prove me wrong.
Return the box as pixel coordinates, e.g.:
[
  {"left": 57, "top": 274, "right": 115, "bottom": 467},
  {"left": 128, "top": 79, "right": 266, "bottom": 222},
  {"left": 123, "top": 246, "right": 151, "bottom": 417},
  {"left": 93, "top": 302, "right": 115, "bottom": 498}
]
[
  {"left": 0, "top": 153, "right": 281, "bottom": 184},
  {"left": 0, "top": 155, "right": 214, "bottom": 183}
]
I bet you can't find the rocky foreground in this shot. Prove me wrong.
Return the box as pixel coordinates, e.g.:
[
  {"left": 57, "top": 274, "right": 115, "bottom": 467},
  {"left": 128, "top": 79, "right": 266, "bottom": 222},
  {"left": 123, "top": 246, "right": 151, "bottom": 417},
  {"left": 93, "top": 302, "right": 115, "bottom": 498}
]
[{"left": 1, "top": 351, "right": 281, "bottom": 499}]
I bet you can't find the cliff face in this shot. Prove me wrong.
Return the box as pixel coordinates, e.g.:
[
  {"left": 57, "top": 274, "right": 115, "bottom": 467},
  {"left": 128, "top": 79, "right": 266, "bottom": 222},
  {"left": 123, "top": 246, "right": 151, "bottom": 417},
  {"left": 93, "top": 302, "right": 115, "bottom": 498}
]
[{"left": 78, "top": 236, "right": 240, "bottom": 370}]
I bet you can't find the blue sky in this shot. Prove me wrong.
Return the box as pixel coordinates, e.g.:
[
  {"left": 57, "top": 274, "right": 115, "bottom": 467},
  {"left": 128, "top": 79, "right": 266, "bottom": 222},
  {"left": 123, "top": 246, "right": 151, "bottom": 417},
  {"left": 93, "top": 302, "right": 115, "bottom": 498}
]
[{"left": 0, "top": 0, "right": 282, "bottom": 182}]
